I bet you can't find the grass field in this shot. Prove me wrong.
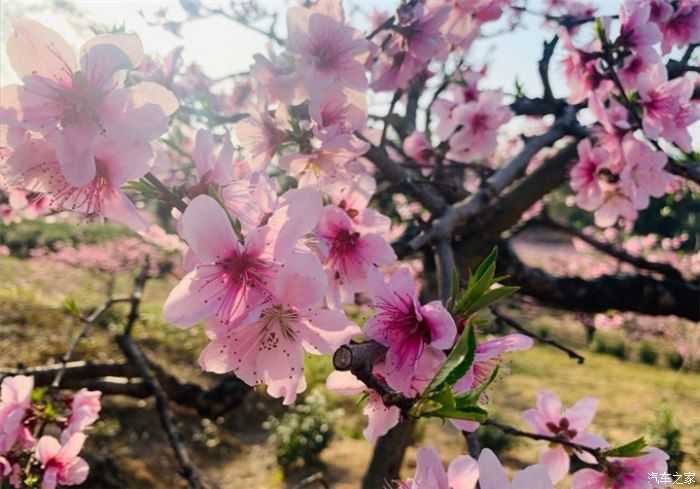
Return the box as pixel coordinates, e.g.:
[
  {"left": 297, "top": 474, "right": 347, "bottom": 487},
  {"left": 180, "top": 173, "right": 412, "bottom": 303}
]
[{"left": 1, "top": 255, "right": 698, "bottom": 488}]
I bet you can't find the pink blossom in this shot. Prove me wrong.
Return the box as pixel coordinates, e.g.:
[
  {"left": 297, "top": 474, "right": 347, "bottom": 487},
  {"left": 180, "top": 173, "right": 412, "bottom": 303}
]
[
  {"left": 451, "top": 334, "right": 533, "bottom": 432},
  {"left": 522, "top": 390, "right": 609, "bottom": 483},
  {"left": 478, "top": 448, "right": 553, "bottom": 489},
  {"left": 0, "top": 375, "right": 34, "bottom": 455},
  {"left": 560, "top": 30, "right": 605, "bottom": 104},
  {"left": 326, "top": 173, "right": 391, "bottom": 234},
  {"left": 363, "top": 268, "right": 456, "bottom": 395},
  {"left": 198, "top": 251, "right": 360, "bottom": 404},
  {"left": 308, "top": 85, "right": 366, "bottom": 137},
  {"left": 315, "top": 204, "right": 395, "bottom": 308},
  {"left": 235, "top": 107, "right": 288, "bottom": 171},
  {"left": 403, "top": 132, "right": 434, "bottom": 168},
  {"left": 619, "top": 136, "right": 674, "bottom": 211},
  {"left": 35, "top": 434, "right": 89, "bottom": 489},
  {"left": 616, "top": 3, "right": 662, "bottom": 50},
  {"left": 1, "top": 19, "right": 177, "bottom": 188},
  {"left": 659, "top": 0, "right": 700, "bottom": 54},
  {"left": 571, "top": 447, "right": 669, "bottom": 489},
  {"left": 638, "top": 71, "right": 700, "bottom": 152},
  {"left": 445, "top": 91, "right": 513, "bottom": 163},
  {"left": 1, "top": 135, "right": 151, "bottom": 232},
  {"left": 250, "top": 53, "right": 305, "bottom": 106},
  {"left": 399, "top": 445, "right": 479, "bottom": 489},
  {"left": 370, "top": 5, "right": 449, "bottom": 91},
  {"left": 570, "top": 139, "right": 608, "bottom": 211},
  {"left": 60, "top": 389, "right": 101, "bottom": 444},
  {"left": 163, "top": 195, "right": 278, "bottom": 329},
  {"left": 286, "top": 7, "right": 369, "bottom": 92}
]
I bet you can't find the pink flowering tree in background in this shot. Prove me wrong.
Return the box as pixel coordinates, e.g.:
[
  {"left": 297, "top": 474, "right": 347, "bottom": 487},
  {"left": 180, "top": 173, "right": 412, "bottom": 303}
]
[{"left": 0, "top": 0, "right": 698, "bottom": 487}]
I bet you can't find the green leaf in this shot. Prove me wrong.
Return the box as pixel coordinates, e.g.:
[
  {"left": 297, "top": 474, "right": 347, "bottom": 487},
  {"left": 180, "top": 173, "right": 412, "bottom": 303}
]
[
  {"left": 454, "top": 367, "right": 500, "bottom": 408},
  {"left": 431, "top": 386, "right": 456, "bottom": 410},
  {"left": 428, "top": 405, "right": 489, "bottom": 422},
  {"left": 442, "top": 324, "right": 477, "bottom": 389},
  {"left": 473, "top": 246, "right": 498, "bottom": 282},
  {"left": 462, "top": 286, "right": 519, "bottom": 318},
  {"left": 422, "top": 323, "right": 476, "bottom": 396},
  {"left": 603, "top": 437, "right": 647, "bottom": 458},
  {"left": 450, "top": 267, "right": 461, "bottom": 307}
]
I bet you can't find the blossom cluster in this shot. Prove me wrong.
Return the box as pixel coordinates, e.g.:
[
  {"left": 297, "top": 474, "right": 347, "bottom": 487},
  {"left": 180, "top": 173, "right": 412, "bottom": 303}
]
[
  {"left": 567, "top": 0, "right": 698, "bottom": 227},
  {"left": 0, "top": 20, "right": 178, "bottom": 232},
  {"left": 0, "top": 375, "right": 102, "bottom": 489},
  {"left": 400, "top": 389, "right": 670, "bottom": 489}
]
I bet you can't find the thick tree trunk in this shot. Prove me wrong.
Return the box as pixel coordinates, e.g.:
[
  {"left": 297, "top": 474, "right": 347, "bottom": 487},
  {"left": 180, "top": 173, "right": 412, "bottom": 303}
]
[{"left": 362, "top": 417, "right": 417, "bottom": 489}]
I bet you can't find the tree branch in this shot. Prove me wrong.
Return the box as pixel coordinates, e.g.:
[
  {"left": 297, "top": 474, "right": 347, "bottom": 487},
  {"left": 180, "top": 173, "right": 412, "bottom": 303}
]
[
  {"left": 498, "top": 243, "right": 700, "bottom": 321},
  {"left": 490, "top": 306, "right": 585, "bottom": 364},
  {"left": 535, "top": 216, "right": 685, "bottom": 280}
]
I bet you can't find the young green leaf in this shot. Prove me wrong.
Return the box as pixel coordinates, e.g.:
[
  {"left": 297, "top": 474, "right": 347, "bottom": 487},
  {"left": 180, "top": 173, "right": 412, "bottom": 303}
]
[
  {"left": 422, "top": 323, "right": 476, "bottom": 397},
  {"left": 462, "top": 286, "right": 519, "bottom": 318},
  {"left": 603, "top": 437, "right": 647, "bottom": 458},
  {"left": 454, "top": 367, "right": 500, "bottom": 408},
  {"left": 428, "top": 405, "right": 489, "bottom": 422}
]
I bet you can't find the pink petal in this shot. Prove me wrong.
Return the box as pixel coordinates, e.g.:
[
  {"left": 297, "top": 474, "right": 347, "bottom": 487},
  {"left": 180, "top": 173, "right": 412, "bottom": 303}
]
[
  {"left": 511, "top": 464, "right": 553, "bottom": 489},
  {"left": 477, "top": 448, "right": 510, "bottom": 489},
  {"left": 50, "top": 123, "right": 98, "bottom": 187},
  {"left": 301, "top": 309, "right": 360, "bottom": 354},
  {"left": 56, "top": 433, "right": 86, "bottom": 464},
  {"left": 181, "top": 195, "right": 239, "bottom": 263},
  {"left": 570, "top": 468, "right": 606, "bottom": 489},
  {"left": 565, "top": 396, "right": 597, "bottom": 430},
  {"left": 362, "top": 392, "right": 400, "bottom": 443},
  {"left": 7, "top": 19, "right": 77, "bottom": 81},
  {"left": 35, "top": 436, "right": 61, "bottom": 465},
  {"left": 325, "top": 370, "right": 365, "bottom": 395},
  {"left": 536, "top": 389, "right": 564, "bottom": 423},
  {"left": 162, "top": 268, "right": 226, "bottom": 328},
  {"left": 420, "top": 300, "right": 457, "bottom": 350},
  {"left": 273, "top": 252, "right": 327, "bottom": 311},
  {"left": 79, "top": 33, "right": 143, "bottom": 88},
  {"left": 413, "top": 445, "right": 449, "bottom": 489},
  {"left": 100, "top": 188, "right": 148, "bottom": 233},
  {"left": 539, "top": 447, "right": 569, "bottom": 484},
  {"left": 447, "top": 455, "right": 479, "bottom": 489},
  {"left": 267, "top": 187, "right": 322, "bottom": 262},
  {"left": 60, "top": 458, "right": 89, "bottom": 485}
]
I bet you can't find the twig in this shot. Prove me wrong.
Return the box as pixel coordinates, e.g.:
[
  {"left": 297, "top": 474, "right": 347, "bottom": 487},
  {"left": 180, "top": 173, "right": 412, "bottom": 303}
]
[
  {"left": 490, "top": 306, "right": 585, "bottom": 364},
  {"left": 485, "top": 419, "right": 604, "bottom": 464},
  {"left": 434, "top": 238, "right": 455, "bottom": 303},
  {"left": 366, "top": 15, "right": 395, "bottom": 41},
  {"left": 124, "top": 259, "right": 151, "bottom": 337},
  {"left": 117, "top": 335, "right": 205, "bottom": 488},
  {"left": 538, "top": 35, "right": 559, "bottom": 101},
  {"left": 115, "top": 263, "right": 206, "bottom": 488}
]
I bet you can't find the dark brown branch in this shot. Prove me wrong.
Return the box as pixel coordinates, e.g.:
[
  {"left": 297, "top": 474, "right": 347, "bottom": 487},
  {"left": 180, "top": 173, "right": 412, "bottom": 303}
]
[
  {"left": 434, "top": 239, "right": 455, "bottom": 303},
  {"left": 490, "top": 306, "right": 585, "bottom": 364},
  {"left": 1, "top": 361, "right": 139, "bottom": 385},
  {"left": 485, "top": 419, "right": 603, "bottom": 464},
  {"left": 115, "top": 266, "right": 205, "bottom": 489},
  {"left": 536, "top": 216, "right": 685, "bottom": 280},
  {"left": 405, "top": 112, "right": 578, "bottom": 253},
  {"left": 498, "top": 244, "right": 700, "bottom": 321},
  {"left": 361, "top": 139, "right": 448, "bottom": 215},
  {"left": 117, "top": 334, "right": 205, "bottom": 489},
  {"left": 538, "top": 35, "right": 559, "bottom": 101}
]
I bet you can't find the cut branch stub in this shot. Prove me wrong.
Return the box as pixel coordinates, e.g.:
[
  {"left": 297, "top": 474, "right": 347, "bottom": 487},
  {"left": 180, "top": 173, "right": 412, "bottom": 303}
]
[{"left": 333, "top": 341, "right": 388, "bottom": 371}]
